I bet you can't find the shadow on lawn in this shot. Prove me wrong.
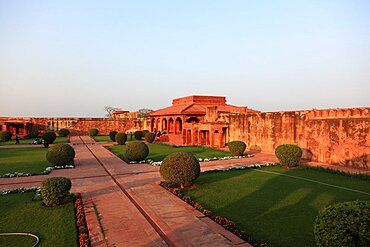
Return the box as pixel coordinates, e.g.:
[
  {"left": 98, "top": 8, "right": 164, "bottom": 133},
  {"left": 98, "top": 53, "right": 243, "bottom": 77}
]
[{"left": 204, "top": 168, "right": 370, "bottom": 247}]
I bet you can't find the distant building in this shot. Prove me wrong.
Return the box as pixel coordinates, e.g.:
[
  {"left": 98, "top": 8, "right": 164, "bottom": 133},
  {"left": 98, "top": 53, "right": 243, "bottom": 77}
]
[
  {"left": 149, "top": 95, "right": 259, "bottom": 147},
  {"left": 112, "top": 110, "right": 138, "bottom": 119}
]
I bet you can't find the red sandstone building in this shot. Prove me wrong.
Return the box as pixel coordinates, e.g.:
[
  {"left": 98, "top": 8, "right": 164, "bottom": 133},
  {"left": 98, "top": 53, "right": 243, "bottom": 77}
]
[{"left": 149, "top": 95, "right": 259, "bottom": 148}]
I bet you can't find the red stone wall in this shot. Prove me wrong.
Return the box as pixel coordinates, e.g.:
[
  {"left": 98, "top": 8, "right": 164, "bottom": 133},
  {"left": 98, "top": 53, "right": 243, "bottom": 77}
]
[
  {"left": 0, "top": 117, "right": 134, "bottom": 136},
  {"left": 220, "top": 108, "right": 370, "bottom": 169}
]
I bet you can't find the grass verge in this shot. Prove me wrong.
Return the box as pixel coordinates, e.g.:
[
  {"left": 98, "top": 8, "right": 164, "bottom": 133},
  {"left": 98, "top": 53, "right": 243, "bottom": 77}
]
[
  {"left": 0, "top": 148, "right": 50, "bottom": 176},
  {"left": 0, "top": 136, "right": 69, "bottom": 146},
  {"left": 182, "top": 166, "right": 370, "bottom": 247},
  {"left": 0, "top": 192, "right": 77, "bottom": 247},
  {"left": 109, "top": 142, "right": 231, "bottom": 162}
]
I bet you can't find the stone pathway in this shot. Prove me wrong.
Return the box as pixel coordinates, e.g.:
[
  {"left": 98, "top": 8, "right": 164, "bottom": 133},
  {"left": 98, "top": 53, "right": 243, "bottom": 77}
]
[{"left": 1, "top": 136, "right": 369, "bottom": 247}]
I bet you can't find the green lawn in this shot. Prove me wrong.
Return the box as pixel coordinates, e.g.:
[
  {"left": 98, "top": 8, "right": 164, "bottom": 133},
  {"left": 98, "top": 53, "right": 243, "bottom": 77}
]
[
  {"left": 109, "top": 142, "right": 231, "bottom": 161},
  {"left": 0, "top": 136, "right": 69, "bottom": 146},
  {"left": 0, "top": 192, "right": 77, "bottom": 247},
  {"left": 0, "top": 148, "right": 50, "bottom": 175},
  {"left": 93, "top": 135, "right": 137, "bottom": 142},
  {"left": 183, "top": 166, "right": 370, "bottom": 247}
]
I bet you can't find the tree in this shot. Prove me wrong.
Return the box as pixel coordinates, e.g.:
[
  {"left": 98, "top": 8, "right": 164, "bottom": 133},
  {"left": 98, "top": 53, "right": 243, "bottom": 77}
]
[
  {"left": 137, "top": 108, "right": 153, "bottom": 118},
  {"left": 104, "top": 106, "right": 121, "bottom": 118}
]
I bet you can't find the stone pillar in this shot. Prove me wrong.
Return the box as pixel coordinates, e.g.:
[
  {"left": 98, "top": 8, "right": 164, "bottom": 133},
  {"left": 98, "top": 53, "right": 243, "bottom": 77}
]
[{"left": 206, "top": 131, "right": 210, "bottom": 146}]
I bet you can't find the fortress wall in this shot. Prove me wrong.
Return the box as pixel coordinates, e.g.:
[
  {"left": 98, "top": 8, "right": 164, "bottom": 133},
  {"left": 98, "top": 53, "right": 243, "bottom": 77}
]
[
  {"left": 0, "top": 117, "right": 134, "bottom": 136},
  {"left": 220, "top": 108, "right": 370, "bottom": 169}
]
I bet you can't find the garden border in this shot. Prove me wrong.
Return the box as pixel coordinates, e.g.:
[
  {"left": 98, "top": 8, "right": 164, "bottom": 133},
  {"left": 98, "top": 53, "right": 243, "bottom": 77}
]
[{"left": 0, "top": 188, "right": 91, "bottom": 247}]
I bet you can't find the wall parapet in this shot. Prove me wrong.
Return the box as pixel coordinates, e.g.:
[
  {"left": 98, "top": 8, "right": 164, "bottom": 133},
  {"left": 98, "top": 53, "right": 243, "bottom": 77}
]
[{"left": 220, "top": 107, "right": 370, "bottom": 169}]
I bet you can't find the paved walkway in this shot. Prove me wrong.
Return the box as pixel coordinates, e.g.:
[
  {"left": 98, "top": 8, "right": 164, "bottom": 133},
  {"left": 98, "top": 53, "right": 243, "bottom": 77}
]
[{"left": 1, "top": 136, "right": 369, "bottom": 247}]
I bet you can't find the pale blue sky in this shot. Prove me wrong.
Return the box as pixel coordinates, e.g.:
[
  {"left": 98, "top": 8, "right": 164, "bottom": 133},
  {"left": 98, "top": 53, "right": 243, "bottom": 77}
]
[{"left": 0, "top": 0, "right": 369, "bottom": 117}]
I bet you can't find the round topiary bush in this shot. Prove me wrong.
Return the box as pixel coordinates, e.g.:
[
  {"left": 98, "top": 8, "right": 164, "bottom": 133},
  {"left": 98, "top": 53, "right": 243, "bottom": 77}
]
[
  {"left": 0, "top": 131, "right": 13, "bottom": 142},
  {"left": 160, "top": 152, "right": 200, "bottom": 187},
  {"left": 314, "top": 200, "right": 370, "bottom": 247},
  {"left": 43, "top": 141, "right": 49, "bottom": 148},
  {"left": 124, "top": 141, "right": 149, "bottom": 161},
  {"left": 275, "top": 144, "right": 302, "bottom": 167},
  {"left": 42, "top": 131, "right": 57, "bottom": 144},
  {"left": 115, "top": 132, "right": 127, "bottom": 145},
  {"left": 58, "top": 128, "right": 70, "bottom": 137},
  {"left": 145, "top": 132, "right": 155, "bottom": 143},
  {"left": 142, "top": 130, "right": 149, "bottom": 138},
  {"left": 88, "top": 128, "right": 99, "bottom": 137},
  {"left": 109, "top": 131, "right": 118, "bottom": 142},
  {"left": 228, "top": 141, "right": 246, "bottom": 156},
  {"left": 28, "top": 129, "right": 39, "bottom": 138},
  {"left": 46, "top": 144, "right": 75, "bottom": 166},
  {"left": 41, "top": 177, "right": 72, "bottom": 206},
  {"left": 134, "top": 131, "right": 143, "bottom": 140}
]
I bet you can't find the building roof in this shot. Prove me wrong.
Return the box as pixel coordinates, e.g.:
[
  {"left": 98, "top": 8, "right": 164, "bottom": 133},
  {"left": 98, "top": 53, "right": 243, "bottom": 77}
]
[{"left": 150, "top": 95, "right": 259, "bottom": 116}]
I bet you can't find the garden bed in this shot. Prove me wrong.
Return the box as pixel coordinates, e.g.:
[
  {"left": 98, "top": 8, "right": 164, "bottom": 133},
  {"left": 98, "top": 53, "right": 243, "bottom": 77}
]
[
  {"left": 167, "top": 165, "right": 370, "bottom": 247},
  {"left": 92, "top": 135, "right": 136, "bottom": 142},
  {"left": 0, "top": 148, "right": 74, "bottom": 177},
  {"left": 0, "top": 136, "right": 69, "bottom": 146},
  {"left": 109, "top": 142, "right": 233, "bottom": 163},
  {"left": 0, "top": 188, "right": 81, "bottom": 247}
]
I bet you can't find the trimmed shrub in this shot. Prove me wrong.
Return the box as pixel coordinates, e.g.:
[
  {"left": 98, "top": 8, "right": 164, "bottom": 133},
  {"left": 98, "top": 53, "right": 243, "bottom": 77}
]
[
  {"left": 142, "top": 130, "right": 149, "bottom": 138},
  {"left": 0, "top": 131, "right": 12, "bottom": 142},
  {"left": 160, "top": 152, "right": 200, "bottom": 187},
  {"left": 145, "top": 132, "right": 155, "bottom": 143},
  {"left": 42, "top": 131, "right": 57, "bottom": 144},
  {"left": 58, "top": 128, "right": 70, "bottom": 137},
  {"left": 109, "top": 131, "right": 118, "bottom": 142},
  {"left": 28, "top": 129, "right": 39, "bottom": 138},
  {"left": 275, "top": 144, "right": 302, "bottom": 167},
  {"left": 124, "top": 141, "right": 149, "bottom": 161},
  {"left": 134, "top": 130, "right": 143, "bottom": 140},
  {"left": 43, "top": 141, "right": 49, "bottom": 148},
  {"left": 115, "top": 132, "right": 127, "bottom": 145},
  {"left": 314, "top": 200, "right": 370, "bottom": 247},
  {"left": 41, "top": 177, "right": 72, "bottom": 206},
  {"left": 46, "top": 144, "right": 75, "bottom": 166},
  {"left": 228, "top": 141, "right": 246, "bottom": 156},
  {"left": 88, "top": 128, "right": 99, "bottom": 137}
]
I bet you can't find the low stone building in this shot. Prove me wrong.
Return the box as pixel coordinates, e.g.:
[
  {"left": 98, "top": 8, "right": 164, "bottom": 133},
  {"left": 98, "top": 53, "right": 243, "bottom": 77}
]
[{"left": 149, "top": 95, "right": 259, "bottom": 147}]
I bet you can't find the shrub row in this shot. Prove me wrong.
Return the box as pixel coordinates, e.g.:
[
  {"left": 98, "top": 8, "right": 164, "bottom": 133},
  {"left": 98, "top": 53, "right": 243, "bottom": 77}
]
[
  {"left": 134, "top": 131, "right": 143, "bottom": 140},
  {"left": 275, "top": 144, "right": 302, "bottom": 167},
  {"left": 0, "top": 131, "right": 12, "bottom": 141},
  {"left": 27, "top": 129, "right": 39, "bottom": 138},
  {"left": 314, "top": 200, "right": 370, "bottom": 247},
  {"left": 46, "top": 144, "right": 75, "bottom": 166},
  {"left": 160, "top": 152, "right": 200, "bottom": 187},
  {"left": 109, "top": 131, "right": 118, "bottom": 142},
  {"left": 58, "top": 128, "right": 70, "bottom": 137},
  {"left": 115, "top": 132, "right": 127, "bottom": 145},
  {"left": 88, "top": 128, "right": 99, "bottom": 137},
  {"left": 227, "top": 141, "right": 246, "bottom": 156},
  {"left": 41, "top": 177, "right": 72, "bottom": 206},
  {"left": 43, "top": 131, "right": 57, "bottom": 144},
  {"left": 144, "top": 132, "right": 155, "bottom": 143},
  {"left": 124, "top": 141, "right": 149, "bottom": 161}
]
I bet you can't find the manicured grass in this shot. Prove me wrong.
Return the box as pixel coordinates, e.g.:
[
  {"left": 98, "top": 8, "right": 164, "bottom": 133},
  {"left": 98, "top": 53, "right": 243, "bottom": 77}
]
[
  {"left": 109, "top": 142, "right": 231, "bottom": 161},
  {"left": 0, "top": 148, "right": 50, "bottom": 175},
  {"left": 93, "top": 135, "right": 136, "bottom": 142},
  {"left": 0, "top": 136, "right": 69, "bottom": 146},
  {"left": 0, "top": 192, "right": 77, "bottom": 247},
  {"left": 183, "top": 166, "right": 370, "bottom": 247}
]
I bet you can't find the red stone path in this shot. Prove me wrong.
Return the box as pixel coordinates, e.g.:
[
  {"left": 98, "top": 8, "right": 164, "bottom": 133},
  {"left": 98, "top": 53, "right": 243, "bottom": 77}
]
[{"left": 1, "top": 136, "right": 369, "bottom": 247}]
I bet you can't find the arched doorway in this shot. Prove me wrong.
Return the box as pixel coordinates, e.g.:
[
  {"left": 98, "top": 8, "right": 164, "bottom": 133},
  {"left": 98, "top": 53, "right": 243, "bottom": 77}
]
[
  {"left": 168, "top": 118, "right": 174, "bottom": 133},
  {"left": 175, "top": 117, "right": 182, "bottom": 134},
  {"left": 162, "top": 118, "right": 167, "bottom": 132}
]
